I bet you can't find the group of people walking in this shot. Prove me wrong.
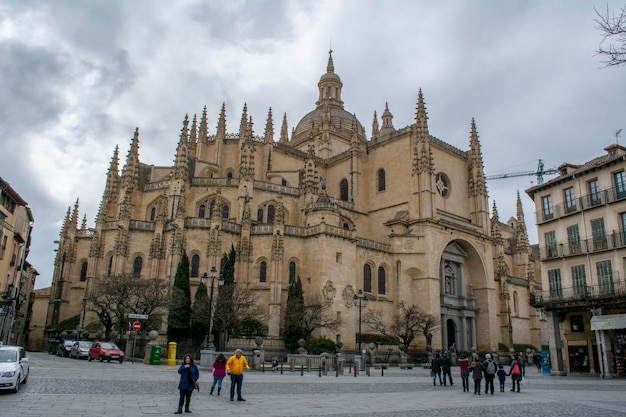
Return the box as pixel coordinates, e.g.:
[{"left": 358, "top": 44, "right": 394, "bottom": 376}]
[
  {"left": 174, "top": 348, "right": 250, "bottom": 414},
  {"left": 432, "top": 351, "right": 525, "bottom": 395}
]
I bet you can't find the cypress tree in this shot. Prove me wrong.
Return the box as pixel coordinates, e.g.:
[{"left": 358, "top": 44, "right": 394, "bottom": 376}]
[
  {"left": 167, "top": 252, "right": 192, "bottom": 339},
  {"left": 283, "top": 276, "right": 305, "bottom": 351}
]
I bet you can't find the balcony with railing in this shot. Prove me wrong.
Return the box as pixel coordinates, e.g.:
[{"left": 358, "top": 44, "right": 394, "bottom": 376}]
[
  {"left": 538, "top": 230, "right": 626, "bottom": 260},
  {"left": 536, "top": 185, "right": 626, "bottom": 224},
  {"left": 531, "top": 280, "right": 626, "bottom": 309}
]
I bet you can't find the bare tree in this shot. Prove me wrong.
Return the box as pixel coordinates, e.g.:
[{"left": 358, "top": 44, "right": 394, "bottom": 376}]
[
  {"left": 362, "top": 301, "right": 439, "bottom": 348},
  {"left": 300, "top": 295, "right": 342, "bottom": 349},
  {"left": 595, "top": 5, "right": 626, "bottom": 67}
]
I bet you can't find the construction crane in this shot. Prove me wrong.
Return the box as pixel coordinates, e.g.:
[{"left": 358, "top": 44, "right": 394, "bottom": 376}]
[{"left": 485, "top": 159, "right": 557, "bottom": 185}]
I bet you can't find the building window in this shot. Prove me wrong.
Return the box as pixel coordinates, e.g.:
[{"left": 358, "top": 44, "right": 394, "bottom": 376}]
[
  {"left": 596, "top": 260, "right": 615, "bottom": 295},
  {"left": 289, "top": 261, "right": 296, "bottom": 284},
  {"left": 571, "top": 264, "right": 588, "bottom": 297},
  {"left": 567, "top": 225, "right": 581, "bottom": 255},
  {"left": 259, "top": 261, "right": 267, "bottom": 283},
  {"left": 614, "top": 171, "right": 626, "bottom": 200},
  {"left": 544, "top": 231, "right": 557, "bottom": 258},
  {"left": 340, "top": 179, "right": 349, "bottom": 201},
  {"left": 150, "top": 207, "right": 156, "bottom": 221},
  {"left": 435, "top": 173, "right": 450, "bottom": 198},
  {"left": 227, "top": 172, "right": 233, "bottom": 179},
  {"left": 564, "top": 187, "right": 577, "bottom": 214},
  {"left": 267, "top": 205, "right": 275, "bottom": 224},
  {"left": 190, "top": 254, "right": 200, "bottom": 278},
  {"left": 619, "top": 213, "right": 626, "bottom": 248},
  {"left": 363, "top": 264, "right": 372, "bottom": 293},
  {"left": 570, "top": 315, "right": 584, "bottom": 332},
  {"left": 222, "top": 204, "right": 229, "bottom": 219},
  {"left": 378, "top": 267, "right": 386, "bottom": 295},
  {"left": 377, "top": 169, "right": 386, "bottom": 192},
  {"left": 548, "top": 269, "right": 562, "bottom": 297},
  {"left": 198, "top": 204, "right": 206, "bottom": 218},
  {"left": 107, "top": 256, "right": 113, "bottom": 276},
  {"left": 542, "top": 195, "right": 553, "bottom": 221},
  {"left": 591, "top": 218, "right": 607, "bottom": 251},
  {"left": 281, "top": 179, "right": 287, "bottom": 186},
  {"left": 257, "top": 208, "right": 264, "bottom": 223},
  {"left": 513, "top": 291, "right": 519, "bottom": 316},
  {"left": 133, "top": 256, "right": 142, "bottom": 278},
  {"left": 80, "top": 261, "right": 88, "bottom": 282},
  {"left": 209, "top": 200, "right": 215, "bottom": 218},
  {"left": 588, "top": 179, "right": 601, "bottom": 206}
]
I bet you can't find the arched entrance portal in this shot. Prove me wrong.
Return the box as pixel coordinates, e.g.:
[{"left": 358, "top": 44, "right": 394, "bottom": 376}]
[{"left": 439, "top": 241, "right": 478, "bottom": 352}]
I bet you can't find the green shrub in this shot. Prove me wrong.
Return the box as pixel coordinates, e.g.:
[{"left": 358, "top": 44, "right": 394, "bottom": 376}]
[
  {"left": 231, "top": 318, "right": 267, "bottom": 337},
  {"left": 309, "top": 336, "right": 336, "bottom": 354}
]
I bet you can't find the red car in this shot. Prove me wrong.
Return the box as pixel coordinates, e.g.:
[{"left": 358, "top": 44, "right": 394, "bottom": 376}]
[{"left": 88, "top": 342, "right": 125, "bottom": 363}]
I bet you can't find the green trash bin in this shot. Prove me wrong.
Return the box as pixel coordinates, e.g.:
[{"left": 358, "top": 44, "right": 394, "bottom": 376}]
[
  {"left": 150, "top": 345, "right": 162, "bottom": 365},
  {"left": 48, "top": 339, "right": 59, "bottom": 355}
]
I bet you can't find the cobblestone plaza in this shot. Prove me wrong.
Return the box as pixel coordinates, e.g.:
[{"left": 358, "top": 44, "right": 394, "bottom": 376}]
[{"left": 1, "top": 352, "right": 625, "bottom": 417}]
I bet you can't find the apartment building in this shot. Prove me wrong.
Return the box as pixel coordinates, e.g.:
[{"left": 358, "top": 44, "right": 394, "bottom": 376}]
[{"left": 527, "top": 144, "right": 626, "bottom": 377}]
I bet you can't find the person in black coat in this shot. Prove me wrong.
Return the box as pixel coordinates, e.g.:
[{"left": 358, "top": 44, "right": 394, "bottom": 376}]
[
  {"left": 431, "top": 353, "right": 443, "bottom": 386},
  {"left": 442, "top": 351, "right": 453, "bottom": 386},
  {"left": 471, "top": 355, "right": 484, "bottom": 395}
]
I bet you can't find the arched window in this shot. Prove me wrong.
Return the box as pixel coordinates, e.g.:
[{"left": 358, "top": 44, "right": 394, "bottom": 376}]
[
  {"left": 267, "top": 205, "right": 276, "bottom": 224},
  {"left": 80, "top": 261, "right": 88, "bottom": 282},
  {"left": 377, "top": 169, "right": 386, "bottom": 192},
  {"left": 343, "top": 223, "right": 350, "bottom": 230},
  {"left": 107, "top": 256, "right": 113, "bottom": 276},
  {"left": 191, "top": 254, "right": 200, "bottom": 278},
  {"left": 133, "top": 256, "right": 142, "bottom": 278},
  {"left": 289, "top": 261, "right": 296, "bottom": 284},
  {"left": 363, "top": 264, "right": 372, "bottom": 293},
  {"left": 222, "top": 204, "right": 229, "bottom": 219},
  {"left": 227, "top": 172, "right": 233, "bottom": 179},
  {"left": 150, "top": 207, "right": 156, "bottom": 221},
  {"left": 281, "top": 179, "right": 287, "bottom": 186},
  {"left": 378, "top": 266, "right": 386, "bottom": 295},
  {"left": 340, "top": 179, "right": 349, "bottom": 201},
  {"left": 209, "top": 200, "right": 215, "bottom": 217},
  {"left": 198, "top": 204, "right": 206, "bottom": 218},
  {"left": 260, "top": 261, "right": 267, "bottom": 283},
  {"left": 256, "top": 208, "right": 263, "bottom": 223}
]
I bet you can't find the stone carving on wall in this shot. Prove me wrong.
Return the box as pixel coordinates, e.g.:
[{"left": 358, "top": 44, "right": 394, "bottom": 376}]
[
  {"left": 322, "top": 280, "right": 336, "bottom": 306},
  {"left": 343, "top": 284, "right": 356, "bottom": 308}
]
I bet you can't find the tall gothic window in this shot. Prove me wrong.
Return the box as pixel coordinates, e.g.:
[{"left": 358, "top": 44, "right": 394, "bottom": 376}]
[
  {"left": 378, "top": 267, "right": 386, "bottom": 295},
  {"left": 260, "top": 261, "right": 267, "bottom": 283},
  {"left": 80, "top": 261, "right": 88, "bottom": 282},
  {"left": 150, "top": 207, "right": 156, "bottom": 221},
  {"left": 289, "top": 261, "right": 296, "bottom": 284},
  {"left": 107, "top": 256, "right": 113, "bottom": 276},
  {"left": 222, "top": 204, "right": 229, "bottom": 219},
  {"left": 377, "top": 169, "right": 386, "bottom": 192},
  {"left": 191, "top": 254, "right": 200, "bottom": 278},
  {"left": 133, "top": 256, "right": 142, "bottom": 278},
  {"left": 363, "top": 264, "right": 372, "bottom": 293},
  {"left": 267, "top": 205, "right": 276, "bottom": 224},
  {"left": 198, "top": 204, "right": 206, "bottom": 218},
  {"left": 340, "top": 179, "right": 349, "bottom": 201},
  {"left": 257, "top": 208, "right": 264, "bottom": 223}
]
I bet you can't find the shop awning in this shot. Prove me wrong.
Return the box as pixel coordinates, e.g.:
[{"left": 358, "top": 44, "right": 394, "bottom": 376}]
[{"left": 590, "top": 313, "right": 626, "bottom": 330}]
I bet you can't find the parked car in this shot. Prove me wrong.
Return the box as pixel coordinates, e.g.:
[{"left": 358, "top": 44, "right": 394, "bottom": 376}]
[
  {"left": 69, "top": 341, "right": 93, "bottom": 359},
  {"left": 0, "top": 346, "right": 29, "bottom": 393},
  {"left": 57, "top": 339, "right": 75, "bottom": 357},
  {"left": 89, "top": 342, "right": 124, "bottom": 363}
]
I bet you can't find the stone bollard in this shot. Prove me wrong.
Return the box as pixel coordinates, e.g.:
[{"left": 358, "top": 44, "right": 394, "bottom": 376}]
[{"left": 143, "top": 330, "right": 159, "bottom": 364}]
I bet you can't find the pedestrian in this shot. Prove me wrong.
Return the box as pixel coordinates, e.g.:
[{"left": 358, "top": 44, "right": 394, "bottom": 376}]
[
  {"left": 431, "top": 353, "right": 443, "bottom": 386},
  {"left": 508, "top": 354, "right": 523, "bottom": 393},
  {"left": 535, "top": 353, "right": 542, "bottom": 373},
  {"left": 271, "top": 358, "right": 279, "bottom": 372},
  {"left": 458, "top": 353, "right": 470, "bottom": 392},
  {"left": 226, "top": 348, "right": 250, "bottom": 401},
  {"left": 210, "top": 353, "right": 227, "bottom": 396},
  {"left": 496, "top": 364, "right": 507, "bottom": 392},
  {"left": 471, "top": 355, "right": 484, "bottom": 395},
  {"left": 442, "top": 351, "right": 453, "bottom": 386},
  {"left": 520, "top": 351, "right": 527, "bottom": 376},
  {"left": 175, "top": 353, "right": 199, "bottom": 414},
  {"left": 483, "top": 353, "right": 496, "bottom": 395}
]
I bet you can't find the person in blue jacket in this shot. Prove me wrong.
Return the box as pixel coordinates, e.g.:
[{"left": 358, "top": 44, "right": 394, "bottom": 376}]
[{"left": 175, "top": 354, "right": 200, "bottom": 414}]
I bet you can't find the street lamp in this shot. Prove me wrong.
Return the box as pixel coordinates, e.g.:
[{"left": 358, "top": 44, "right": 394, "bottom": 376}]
[
  {"left": 201, "top": 266, "right": 224, "bottom": 349},
  {"left": 353, "top": 289, "right": 368, "bottom": 353}
]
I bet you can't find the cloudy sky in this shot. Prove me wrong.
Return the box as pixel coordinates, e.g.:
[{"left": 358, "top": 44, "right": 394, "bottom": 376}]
[{"left": 2, "top": 0, "right": 625, "bottom": 289}]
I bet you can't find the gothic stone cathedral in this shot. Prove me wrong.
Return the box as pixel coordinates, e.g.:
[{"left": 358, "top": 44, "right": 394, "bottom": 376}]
[{"left": 47, "top": 53, "right": 546, "bottom": 353}]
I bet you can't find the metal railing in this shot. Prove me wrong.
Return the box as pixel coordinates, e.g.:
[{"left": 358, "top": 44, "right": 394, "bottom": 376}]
[
  {"left": 538, "top": 230, "right": 626, "bottom": 260},
  {"left": 536, "top": 185, "right": 626, "bottom": 224},
  {"left": 531, "top": 280, "right": 626, "bottom": 307}
]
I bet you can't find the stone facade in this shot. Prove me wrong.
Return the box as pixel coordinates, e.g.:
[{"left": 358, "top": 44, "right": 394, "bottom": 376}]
[{"left": 45, "top": 52, "right": 544, "bottom": 353}]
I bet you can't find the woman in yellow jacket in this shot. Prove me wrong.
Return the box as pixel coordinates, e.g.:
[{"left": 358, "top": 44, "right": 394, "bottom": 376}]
[{"left": 226, "top": 349, "right": 250, "bottom": 401}]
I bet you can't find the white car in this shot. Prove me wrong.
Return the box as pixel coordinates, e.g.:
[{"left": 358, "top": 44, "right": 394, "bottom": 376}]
[{"left": 0, "top": 346, "right": 29, "bottom": 393}]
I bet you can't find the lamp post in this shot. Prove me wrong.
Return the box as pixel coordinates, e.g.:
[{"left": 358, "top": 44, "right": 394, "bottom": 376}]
[
  {"left": 201, "top": 266, "right": 224, "bottom": 349},
  {"left": 352, "top": 289, "right": 368, "bottom": 353}
]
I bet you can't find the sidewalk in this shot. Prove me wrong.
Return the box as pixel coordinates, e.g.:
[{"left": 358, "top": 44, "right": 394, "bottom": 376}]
[{"left": 1, "top": 352, "right": 625, "bottom": 417}]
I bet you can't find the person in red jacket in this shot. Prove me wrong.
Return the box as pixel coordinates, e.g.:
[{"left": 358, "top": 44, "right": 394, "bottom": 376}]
[
  {"left": 458, "top": 353, "right": 470, "bottom": 392},
  {"left": 508, "top": 354, "right": 523, "bottom": 392},
  {"left": 210, "top": 353, "right": 227, "bottom": 396}
]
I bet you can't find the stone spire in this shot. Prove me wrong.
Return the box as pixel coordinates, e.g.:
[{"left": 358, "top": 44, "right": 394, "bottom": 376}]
[
  {"left": 380, "top": 102, "right": 395, "bottom": 136},
  {"left": 239, "top": 115, "right": 255, "bottom": 180},
  {"left": 199, "top": 106, "right": 209, "bottom": 144},
  {"left": 96, "top": 145, "right": 120, "bottom": 224},
  {"left": 120, "top": 128, "right": 140, "bottom": 190},
  {"left": 216, "top": 102, "right": 226, "bottom": 141},
  {"left": 316, "top": 50, "right": 344, "bottom": 108},
  {"left": 467, "top": 118, "right": 487, "bottom": 198},
  {"left": 81, "top": 214, "right": 87, "bottom": 230},
  {"left": 414, "top": 90, "right": 429, "bottom": 138},
  {"left": 189, "top": 114, "right": 198, "bottom": 158},
  {"left": 515, "top": 191, "right": 529, "bottom": 254},
  {"left": 302, "top": 144, "right": 319, "bottom": 194},
  {"left": 279, "top": 113, "right": 289, "bottom": 143},
  {"left": 412, "top": 90, "right": 434, "bottom": 175},
  {"left": 70, "top": 198, "right": 79, "bottom": 232},
  {"left": 491, "top": 201, "right": 503, "bottom": 246},
  {"left": 264, "top": 107, "right": 274, "bottom": 144},
  {"left": 238, "top": 103, "right": 248, "bottom": 140},
  {"left": 371, "top": 111, "right": 379, "bottom": 140},
  {"left": 172, "top": 115, "right": 190, "bottom": 182}
]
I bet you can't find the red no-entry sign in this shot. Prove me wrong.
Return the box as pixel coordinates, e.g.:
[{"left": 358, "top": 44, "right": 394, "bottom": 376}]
[{"left": 132, "top": 321, "right": 142, "bottom": 332}]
